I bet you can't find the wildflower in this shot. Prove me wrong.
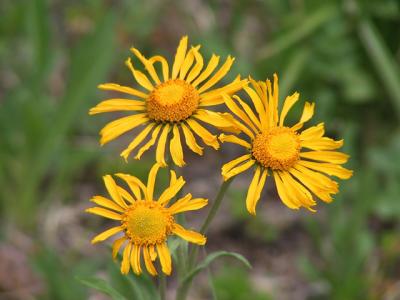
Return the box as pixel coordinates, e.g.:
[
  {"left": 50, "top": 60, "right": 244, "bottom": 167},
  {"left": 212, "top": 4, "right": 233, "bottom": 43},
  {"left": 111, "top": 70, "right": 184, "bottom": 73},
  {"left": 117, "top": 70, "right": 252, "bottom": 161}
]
[
  {"left": 220, "top": 74, "right": 353, "bottom": 214},
  {"left": 86, "top": 163, "right": 207, "bottom": 275},
  {"left": 90, "top": 36, "right": 246, "bottom": 166}
]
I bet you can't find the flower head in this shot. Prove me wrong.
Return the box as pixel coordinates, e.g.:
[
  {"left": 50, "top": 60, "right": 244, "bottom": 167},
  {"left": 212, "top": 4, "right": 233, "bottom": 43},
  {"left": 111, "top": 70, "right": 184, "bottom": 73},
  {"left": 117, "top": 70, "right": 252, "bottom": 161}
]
[
  {"left": 90, "top": 36, "right": 246, "bottom": 166},
  {"left": 86, "top": 163, "right": 208, "bottom": 276},
  {"left": 220, "top": 74, "right": 353, "bottom": 214}
]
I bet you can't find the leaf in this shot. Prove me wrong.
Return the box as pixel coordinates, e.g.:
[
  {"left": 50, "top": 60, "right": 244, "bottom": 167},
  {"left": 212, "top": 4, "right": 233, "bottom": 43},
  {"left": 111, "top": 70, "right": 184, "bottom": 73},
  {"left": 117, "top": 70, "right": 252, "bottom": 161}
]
[
  {"left": 183, "top": 251, "right": 251, "bottom": 284},
  {"left": 76, "top": 276, "right": 126, "bottom": 300}
]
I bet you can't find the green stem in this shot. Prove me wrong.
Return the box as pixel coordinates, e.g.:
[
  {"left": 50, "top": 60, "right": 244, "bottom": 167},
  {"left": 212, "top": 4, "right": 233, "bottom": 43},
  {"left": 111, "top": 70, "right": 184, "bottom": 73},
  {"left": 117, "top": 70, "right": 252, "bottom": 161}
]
[
  {"left": 159, "top": 274, "right": 166, "bottom": 300},
  {"left": 175, "top": 178, "right": 233, "bottom": 300}
]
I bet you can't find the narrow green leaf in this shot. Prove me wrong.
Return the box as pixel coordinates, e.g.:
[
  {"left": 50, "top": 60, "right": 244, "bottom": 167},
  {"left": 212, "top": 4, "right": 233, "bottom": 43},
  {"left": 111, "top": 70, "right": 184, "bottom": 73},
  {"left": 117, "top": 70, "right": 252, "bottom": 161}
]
[
  {"left": 183, "top": 251, "right": 251, "bottom": 284},
  {"left": 76, "top": 276, "right": 126, "bottom": 300}
]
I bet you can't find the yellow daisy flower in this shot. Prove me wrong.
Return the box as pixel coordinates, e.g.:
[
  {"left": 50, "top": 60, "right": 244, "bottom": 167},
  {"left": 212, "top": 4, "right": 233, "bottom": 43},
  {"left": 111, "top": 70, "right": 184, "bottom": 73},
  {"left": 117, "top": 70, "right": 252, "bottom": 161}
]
[
  {"left": 220, "top": 74, "right": 353, "bottom": 214},
  {"left": 86, "top": 163, "right": 207, "bottom": 276},
  {"left": 90, "top": 36, "right": 247, "bottom": 166}
]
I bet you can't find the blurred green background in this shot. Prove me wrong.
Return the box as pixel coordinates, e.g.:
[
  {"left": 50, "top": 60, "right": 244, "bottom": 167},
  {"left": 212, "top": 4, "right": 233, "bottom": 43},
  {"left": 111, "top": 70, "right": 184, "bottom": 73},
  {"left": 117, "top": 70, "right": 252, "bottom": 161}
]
[{"left": 1, "top": 0, "right": 400, "bottom": 299}]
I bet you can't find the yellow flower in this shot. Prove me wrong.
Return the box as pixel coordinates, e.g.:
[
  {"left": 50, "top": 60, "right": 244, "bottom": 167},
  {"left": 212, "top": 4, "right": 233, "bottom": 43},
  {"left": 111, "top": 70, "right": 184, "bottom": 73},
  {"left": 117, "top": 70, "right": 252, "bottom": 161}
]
[
  {"left": 86, "top": 163, "right": 207, "bottom": 276},
  {"left": 90, "top": 36, "right": 247, "bottom": 166},
  {"left": 220, "top": 74, "right": 353, "bottom": 214}
]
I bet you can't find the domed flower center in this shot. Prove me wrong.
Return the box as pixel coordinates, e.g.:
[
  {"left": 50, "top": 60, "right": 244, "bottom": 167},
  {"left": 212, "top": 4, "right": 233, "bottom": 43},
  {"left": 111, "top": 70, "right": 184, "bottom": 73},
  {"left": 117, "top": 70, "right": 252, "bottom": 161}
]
[
  {"left": 147, "top": 79, "right": 200, "bottom": 122},
  {"left": 252, "top": 127, "right": 300, "bottom": 170},
  {"left": 122, "top": 202, "right": 174, "bottom": 245}
]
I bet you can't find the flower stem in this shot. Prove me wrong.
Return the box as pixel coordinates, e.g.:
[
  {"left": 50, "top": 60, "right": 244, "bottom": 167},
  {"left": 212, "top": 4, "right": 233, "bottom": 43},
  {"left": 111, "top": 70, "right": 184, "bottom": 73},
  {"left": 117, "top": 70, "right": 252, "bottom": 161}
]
[
  {"left": 175, "top": 178, "right": 233, "bottom": 300},
  {"left": 159, "top": 274, "right": 167, "bottom": 300}
]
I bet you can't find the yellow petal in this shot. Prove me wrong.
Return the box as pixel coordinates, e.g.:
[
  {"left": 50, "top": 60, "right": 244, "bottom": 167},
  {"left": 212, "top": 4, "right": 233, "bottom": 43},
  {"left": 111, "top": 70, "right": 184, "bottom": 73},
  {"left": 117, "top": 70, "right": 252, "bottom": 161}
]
[
  {"left": 146, "top": 163, "right": 162, "bottom": 201},
  {"left": 117, "top": 186, "right": 135, "bottom": 204},
  {"left": 194, "top": 110, "right": 240, "bottom": 133},
  {"left": 172, "top": 36, "right": 188, "bottom": 79},
  {"left": 169, "top": 170, "right": 177, "bottom": 186},
  {"left": 186, "top": 49, "right": 204, "bottom": 83},
  {"left": 99, "top": 114, "right": 149, "bottom": 146},
  {"left": 156, "top": 124, "right": 171, "bottom": 166},
  {"left": 91, "top": 226, "right": 122, "bottom": 244},
  {"left": 291, "top": 102, "right": 315, "bottom": 131},
  {"left": 191, "top": 54, "right": 220, "bottom": 87},
  {"left": 156, "top": 243, "right": 172, "bottom": 275},
  {"left": 89, "top": 99, "right": 145, "bottom": 115},
  {"left": 85, "top": 207, "right": 122, "bottom": 220},
  {"left": 181, "top": 123, "right": 203, "bottom": 155},
  {"left": 186, "top": 119, "right": 219, "bottom": 150},
  {"left": 130, "top": 47, "right": 161, "bottom": 84},
  {"left": 115, "top": 173, "right": 146, "bottom": 201},
  {"left": 121, "top": 242, "right": 132, "bottom": 275},
  {"left": 135, "top": 124, "right": 162, "bottom": 160},
  {"left": 120, "top": 123, "right": 155, "bottom": 161},
  {"left": 218, "top": 134, "right": 251, "bottom": 149},
  {"left": 143, "top": 246, "right": 158, "bottom": 276},
  {"left": 172, "top": 223, "right": 206, "bottom": 245},
  {"left": 179, "top": 46, "right": 200, "bottom": 80},
  {"left": 170, "top": 125, "right": 185, "bottom": 167},
  {"left": 98, "top": 83, "right": 148, "bottom": 99},
  {"left": 125, "top": 58, "right": 154, "bottom": 91},
  {"left": 300, "top": 151, "right": 349, "bottom": 164},
  {"left": 299, "top": 123, "right": 325, "bottom": 140},
  {"left": 279, "top": 92, "right": 300, "bottom": 127},
  {"left": 130, "top": 244, "right": 142, "bottom": 275},
  {"left": 223, "top": 159, "right": 255, "bottom": 181},
  {"left": 301, "top": 137, "right": 343, "bottom": 151},
  {"left": 297, "top": 160, "right": 353, "bottom": 179},
  {"left": 198, "top": 56, "right": 234, "bottom": 94},
  {"left": 221, "top": 154, "right": 252, "bottom": 175},
  {"left": 295, "top": 164, "right": 338, "bottom": 192},
  {"left": 272, "top": 171, "right": 301, "bottom": 209},
  {"left": 90, "top": 196, "right": 124, "bottom": 212},
  {"left": 199, "top": 78, "right": 248, "bottom": 106},
  {"left": 112, "top": 237, "right": 126, "bottom": 259},
  {"left": 233, "top": 95, "right": 262, "bottom": 131},
  {"left": 168, "top": 196, "right": 208, "bottom": 214},
  {"left": 279, "top": 171, "right": 316, "bottom": 208},
  {"left": 148, "top": 55, "right": 169, "bottom": 82},
  {"left": 158, "top": 176, "right": 185, "bottom": 206},
  {"left": 103, "top": 175, "right": 127, "bottom": 208},
  {"left": 243, "top": 85, "right": 267, "bottom": 129},
  {"left": 246, "top": 167, "right": 267, "bottom": 215},
  {"left": 223, "top": 94, "right": 258, "bottom": 134}
]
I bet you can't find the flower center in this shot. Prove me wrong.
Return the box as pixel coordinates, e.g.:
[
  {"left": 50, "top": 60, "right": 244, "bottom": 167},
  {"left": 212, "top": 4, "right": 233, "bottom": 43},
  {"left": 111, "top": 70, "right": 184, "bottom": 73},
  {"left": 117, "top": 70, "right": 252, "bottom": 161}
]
[
  {"left": 252, "top": 127, "right": 300, "bottom": 170},
  {"left": 122, "top": 201, "right": 174, "bottom": 245},
  {"left": 147, "top": 79, "right": 200, "bottom": 122}
]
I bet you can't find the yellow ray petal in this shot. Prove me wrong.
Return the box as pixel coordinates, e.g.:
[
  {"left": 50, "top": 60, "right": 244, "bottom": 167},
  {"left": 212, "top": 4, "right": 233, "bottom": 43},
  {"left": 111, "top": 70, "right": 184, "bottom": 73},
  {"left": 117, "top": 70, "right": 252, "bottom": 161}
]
[
  {"left": 186, "top": 49, "right": 204, "bottom": 83},
  {"left": 103, "top": 175, "right": 127, "bottom": 208},
  {"left": 98, "top": 83, "right": 148, "bottom": 99},
  {"left": 295, "top": 164, "right": 338, "bottom": 192},
  {"left": 120, "top": 123, "right": 156, "bottom": 161},
  {"left": 246, "top": 167, "right": 268, "bottom": 215},
  {"left": 181, "top": 123, "right": 203, "bottom": 155},
  {"left": 143, "top": 246, "right": 158, "bottom": 276},
  {"left": 301, "top": 137, "right": 343, "bottom": 151},
  {"left": 192, "top": 54, "right": 220, "bottom": 87},
  {"left": 221, "top": 154, "right": 252, "bottom": 175},
  {"left": 99, "top": 114, "right": 149, "bottom": 146},
  {"left": 172, "top": 36, "right": 188, "bottom": 79},
  {"left": 297, "top": 160, "right": 353, "bottom": 179},
  {"left": 223, "top": 159, "right": 255, "bottom": 181},
  {"left": 233, "top": 95, "right": 262, "bottom": 131},
  {"left": 223, "top": 95, "right": 258, "bottom": 134},
  {"left": 179, "top": 46, "right": 200, "bottom": 80},
  {"left": 279, "top": 171, "right": 316, "bottom": 208},
  {"left": 115, "top": 173, "right": 146, "bottom": 201},
  {"left": 300, "top": 151, "right": 349, "bottom": 164},
  {"left": 90, "top": 196, "right": 125, "bottom": 212},
  {"left": 130, "top": 47, "right": 161, "bottom": 84},
  {"left": 148, "top": 55, "right": 169, "bottom": 82},
  {"left": 125, "top": 58, "right": 154, "bottom": 91},
  {"left": 199, "top": 78, "right": 248, "bottom": 106},
  {"left": 194, "top": 110, "right": 239, "bottom": 133},
  {"left": 112, "top": 237, "right": 126, "bottom": 259},
  {"left": 299, "top": 123, "right": 325, "bottom": 140},
  {"left": 89, "top": 99, "right": 145, "bottom": 115},
  {"left": 291, "top": 102, "right": 315, "bottom": 131},
  {"left": 218, "top": 133, "right": 251, "bottom": 149},
  {"left": 158, "top": 176, "right": 185, "bottom": 206},
  {"left": 117, "top": 186, "right": 135, "bottom": 204},
  {"left": 91, "top": 226, "right": 122, "bottom": 244},
  {"left": 130, "top": 244, "right": 142, "bottom": 275},
  {"left": 147, "top": 163, "right": 161, "bottom": 201},
  {"left": 272, "top": 171, "right": 301, "bottom": 209},
  {"left": 121, "top": 242, "right": 132, "bottom": 275},
  {"left": 156, "top": 124, "right": 171, "bottom": 166},
  {"left": 243, "top": 85, "right": 267, "bottom": 129},
  {"left": 279, "top": 92, "right": 300, "bottom": 127},
  {"left": 156, "top": 243, "right": 172, "bottom": 275},
  {"left": 168, "top": 196, "right": 208, "bottom": 214},
  {"left": 149, "top": 245, "right": 157, "bottom": 261},
  {"left": 86, "top": 207, "right": 122, "bottom": 220},
  {"left": 186, "top": 119, "right": 219, "bottom": 150},
  {"left": 170, "top": 125, "right": 185, "bottom": 167},
  {"left": 172, "top": 223, "right": 206, "bottom": 245},
  {"left": 169, "top": 170, "right": 177, "bottom": 186},
  {"left": 135, "top": 124, "right": 162, "bottom": 160},
  {"left": 198, "top": 56, "right": 235, "bottom": 94}
]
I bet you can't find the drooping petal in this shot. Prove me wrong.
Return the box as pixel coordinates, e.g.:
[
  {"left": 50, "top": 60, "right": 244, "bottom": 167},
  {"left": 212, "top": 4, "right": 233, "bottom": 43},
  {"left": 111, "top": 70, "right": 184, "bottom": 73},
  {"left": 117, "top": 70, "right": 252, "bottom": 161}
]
[
  {"left": 156, "top": 243, "right": 172, "bottom": 275},
  {"left": 172, "top": 223, "right": 206, "bottom": 245},
  {"left": 246, "top": 167, "right": 267, "bottom": 215},
  {"left": 112, "top": 237, "right": 126, "bottom": 259},
  {"left": 135, "top": 124, "right": 162, "bottom": 160},
  {"left": 130, "top": 244, "right": 142, "bottom": 275},
  {"left": 278, "top": 171, "right": 316, "bottom": 209},
  {"left": 156, "top": 124, "right": 171, "bottom": 166},
  {"left": 186, "top": 119, "right": 219, "bottom": 150},
  {"left": 272, "top": 171, "right": 301, "bottom": 209},
  {"left": 121, "top": 242, "right": 132, "bottom": 275},
  {"left": 91, "top": 226, "right": 122, "bottom": 244},
  {"left": 120, "top": 123, "right": 155, "bottom": 161},
  {"left": 181, "top": 123, "right": 203, "bottom": 155},
  {"left": 143, "top": 246, "right": 157, "bottom": 276},
  {"left": 169, "top": 125, "right": 185, "bottom": 167}
]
